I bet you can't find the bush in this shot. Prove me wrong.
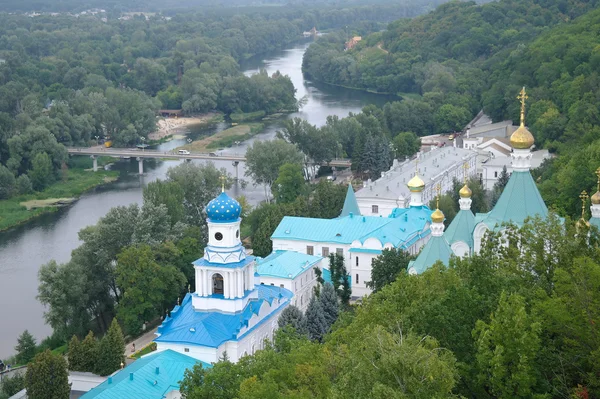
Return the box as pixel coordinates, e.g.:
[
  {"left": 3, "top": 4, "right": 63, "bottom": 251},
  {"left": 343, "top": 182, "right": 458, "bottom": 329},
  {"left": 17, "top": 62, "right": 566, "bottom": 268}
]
[
  {"left": 0, "top": 374, "right": 25, "bottom": 397},
  {"left": 15, "top": 175, "right": 33, "bottom": 195}
]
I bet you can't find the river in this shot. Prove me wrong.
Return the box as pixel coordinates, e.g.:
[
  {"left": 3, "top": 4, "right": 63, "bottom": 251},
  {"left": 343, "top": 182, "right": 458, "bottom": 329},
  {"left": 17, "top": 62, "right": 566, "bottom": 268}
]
[{"left": 0, "top": 40, "right": 396, "bottom": 359}]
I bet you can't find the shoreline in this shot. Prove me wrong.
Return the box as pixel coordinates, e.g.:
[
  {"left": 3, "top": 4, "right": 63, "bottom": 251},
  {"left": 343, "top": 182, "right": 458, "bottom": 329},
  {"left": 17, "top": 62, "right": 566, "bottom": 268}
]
[
  {"left": 0, "top": 170, "right": 119, "bottom": 233},
  {"left": 148, "top": 112, "right": 223, "bottom": 141}
]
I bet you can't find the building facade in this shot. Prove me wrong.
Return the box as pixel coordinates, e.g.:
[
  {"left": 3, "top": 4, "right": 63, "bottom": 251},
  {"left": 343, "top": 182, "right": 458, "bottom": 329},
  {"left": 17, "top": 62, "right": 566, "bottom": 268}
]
[{"left": 355, "top": 146, "right": 477, "bottom": 217}]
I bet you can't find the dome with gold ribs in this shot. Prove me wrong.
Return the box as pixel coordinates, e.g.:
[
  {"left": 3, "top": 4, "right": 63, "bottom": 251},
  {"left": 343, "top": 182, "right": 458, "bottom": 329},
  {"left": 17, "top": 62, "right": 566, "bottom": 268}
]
[
  {"left": 431, "top": 208, "right": 445, "bottom": 223},
  {"left": 510, "top": 124, "right": 535, "bottom": 149},
  {"left": 407, "top": 174, "right": 425, "bottom": 192},
  {"left": 459, "top": 184, "right": 472, "bottom": 198}
]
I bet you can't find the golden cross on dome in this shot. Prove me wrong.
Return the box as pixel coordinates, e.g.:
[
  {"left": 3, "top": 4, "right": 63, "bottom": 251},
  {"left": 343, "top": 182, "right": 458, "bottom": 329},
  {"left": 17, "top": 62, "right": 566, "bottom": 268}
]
[
  {"left": 517, "top": 87, "right": 528, "bottom": 126},
  {"left": 462, "top": 162, "right": 469, "bottom": 184},
  {"left": 595, "top": 167, "right": 600, "bottom": 192},
  {"left": 435, "top": 183, "right": 441, "bottom": 209},
  {"left": 219, "top": 175, "right": 227, "bottom": 192},
  {"left": 580, "top": 190, "right": 589, "bottom": 220}
]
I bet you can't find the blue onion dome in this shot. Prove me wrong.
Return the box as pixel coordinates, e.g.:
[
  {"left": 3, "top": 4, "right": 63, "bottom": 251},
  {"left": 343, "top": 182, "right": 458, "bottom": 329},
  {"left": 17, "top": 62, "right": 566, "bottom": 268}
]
[{"left": 206, "top": 192, "right": 242, "bottom": 222}]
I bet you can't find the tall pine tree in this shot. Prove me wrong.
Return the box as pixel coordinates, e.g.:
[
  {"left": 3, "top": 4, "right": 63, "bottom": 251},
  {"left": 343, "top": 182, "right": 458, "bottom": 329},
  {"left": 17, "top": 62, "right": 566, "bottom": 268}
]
[
  {"left": 305, "top": 296, "right": 328, "bottom": 342},
  {"left": 25, "top": 350, "right": 70, "bottom": 399},
  {"left": 278, "top": 305, "right": 308, "bottom": 336},
  {"left": 319, "top": 283, "right": 339, "bottom": 329},
  {"left": 96, "top": 319, "right": 125, "bottom": 376}
]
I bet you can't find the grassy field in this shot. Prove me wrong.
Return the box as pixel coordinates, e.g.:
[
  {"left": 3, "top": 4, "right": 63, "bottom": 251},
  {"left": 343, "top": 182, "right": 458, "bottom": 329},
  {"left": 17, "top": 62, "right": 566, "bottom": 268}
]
[
  {"left": 230, "top": 110, "right": 266, "bottom": 123},
  {"left": 0, "top": 169, "right": 119, "bottom": 232},
  {"left": 179, "top": 123, "right": 263, "bottom": 152}
]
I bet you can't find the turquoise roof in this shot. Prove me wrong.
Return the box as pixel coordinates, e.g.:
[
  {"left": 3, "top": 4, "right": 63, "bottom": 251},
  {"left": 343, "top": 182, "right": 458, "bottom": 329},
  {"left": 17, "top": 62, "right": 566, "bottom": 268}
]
[
  {"left": 257, "top": 250, "right": 322, "bottom": 279},
  {"left": 445, "top": 209, "right": 475, "bottom": 248},
  {"left": 155, "top": 286, "right": 293, "bottom": 348},
  {"left": 206, "top": 192, "right": 241, "bottom": 223},
  {"left": 81, "top": 350, "right": 207, "bottom": 399},
  {"left": 340, "top": 184, "right": 361, "bottom": 217},
  {"left": 476, "top": 171, "right": 548, "bottom": 229},
  {"left": 272, "top": 206, "right": 432, "bottom": 249},
  {"left": 590, "top": 217, "right": 600, "bottom": 230},
  {"left": 349, "top": 248, "right": 382, "bottom": 254},
  {"left": 193, "top": 255, "right": 254, "bottom": 269},
  {"left": 408, "top": 235, "right": 452, "bottom": 275}
]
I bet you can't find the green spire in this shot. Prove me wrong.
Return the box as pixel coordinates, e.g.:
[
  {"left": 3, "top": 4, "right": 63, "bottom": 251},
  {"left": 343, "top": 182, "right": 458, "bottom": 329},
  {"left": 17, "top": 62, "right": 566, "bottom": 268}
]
[{"left": 340, "top": 183, "right": 361, "bottom": 217}]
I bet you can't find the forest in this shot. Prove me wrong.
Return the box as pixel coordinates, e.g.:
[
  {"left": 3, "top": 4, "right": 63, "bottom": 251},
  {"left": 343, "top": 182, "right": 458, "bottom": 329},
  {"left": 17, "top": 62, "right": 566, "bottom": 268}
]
[
  {"left": 177, "top": 215, "right": 600, "bottom": 399},
  {"left": 0, "top": 3, "right": 416, "bottom": 201},
  {"left": 303, "top": 0, "right": 600, "bottom": 220}
]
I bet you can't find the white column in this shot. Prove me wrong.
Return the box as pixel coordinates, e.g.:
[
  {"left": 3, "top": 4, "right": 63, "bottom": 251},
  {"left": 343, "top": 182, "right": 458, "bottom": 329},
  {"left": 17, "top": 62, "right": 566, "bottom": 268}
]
[
  {"left": 229, "top": 271, "right": 234, "bottom": 299},
  {"left": 205, "top": 270, "right": 210, "bottom": 296},
  {"left": 196, "top": 269, "right": 201, "bottom": 295},
  {"left": 224, "top": 272, "right": 230, "bottom": 298},
  {"left": 237, "top": 270, "right": 243, "bottom": 297}
]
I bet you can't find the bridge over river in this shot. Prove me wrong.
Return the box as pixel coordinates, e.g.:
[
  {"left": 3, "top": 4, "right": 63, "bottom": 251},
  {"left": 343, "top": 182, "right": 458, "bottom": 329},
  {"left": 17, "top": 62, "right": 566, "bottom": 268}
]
[{"left": 67, "top": 147, "right": 352, "bottom": 175}]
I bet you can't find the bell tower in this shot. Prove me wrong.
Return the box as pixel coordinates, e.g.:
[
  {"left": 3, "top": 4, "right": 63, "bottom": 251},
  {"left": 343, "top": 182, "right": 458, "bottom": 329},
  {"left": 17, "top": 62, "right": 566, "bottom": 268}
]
[{"left": 192, "top": 180, "right": 258, "bottom": 311}]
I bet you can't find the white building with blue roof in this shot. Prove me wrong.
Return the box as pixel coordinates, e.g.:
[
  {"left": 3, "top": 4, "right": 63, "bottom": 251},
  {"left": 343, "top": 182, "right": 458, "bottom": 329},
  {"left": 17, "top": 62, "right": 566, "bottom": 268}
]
[
  {"left": 256, "top": 250, "right": 324, "bottom": 311},
  {"left": 271, "top": 176, "right": 434, "bottom": 297},
  {"left": 154, "top": 189, "right": 294, "bottom": 364}
]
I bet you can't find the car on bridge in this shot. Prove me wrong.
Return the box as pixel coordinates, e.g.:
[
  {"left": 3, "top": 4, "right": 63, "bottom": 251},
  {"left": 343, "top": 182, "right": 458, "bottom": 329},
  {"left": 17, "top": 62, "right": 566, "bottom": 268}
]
[{"left": 178, "top": 149, "right": 191, "bottom": 155}]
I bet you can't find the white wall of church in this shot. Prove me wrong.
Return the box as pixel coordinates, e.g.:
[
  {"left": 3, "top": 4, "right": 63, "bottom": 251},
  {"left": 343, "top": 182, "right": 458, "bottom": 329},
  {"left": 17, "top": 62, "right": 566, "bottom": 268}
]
[
  {"left": 259, "top": 264, "right": 320, "bottom": 312},
  {"left": 165, "top": 390, "right": 182, "bottom": 399},
  {"left": 155, "top": 343, "right": 219, "bottom": 364},
  {"left": 357, "top": 198, "right": 400, "bottom": 217},
  {"left": 272, "top": 235, "right": 430, "bottom": 298}
]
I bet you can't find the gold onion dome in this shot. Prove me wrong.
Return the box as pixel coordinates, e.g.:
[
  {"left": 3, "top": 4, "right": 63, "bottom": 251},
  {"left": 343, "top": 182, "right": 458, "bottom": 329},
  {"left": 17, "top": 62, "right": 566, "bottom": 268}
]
[
  {"left": 510, "top": 124, "right": 535, "bottom": 149},
  {"left": 459, "top": 184, "right": 472, "bottom": 198},
  {"left": 431, "top": 208, "right": 445, "bottom": 223},
  {"left": 407, "top": 174, "right": 425, "bottom": 192},
  {"left": 591, "top": 191, "right": 600, "bottom": 205}
]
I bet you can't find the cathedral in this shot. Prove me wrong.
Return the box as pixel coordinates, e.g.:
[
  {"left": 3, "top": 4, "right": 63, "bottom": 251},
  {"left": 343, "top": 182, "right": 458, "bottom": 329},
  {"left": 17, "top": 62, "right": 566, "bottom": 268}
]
[{"left": 83, "top": 88, "right": 569, "bottom": 399}]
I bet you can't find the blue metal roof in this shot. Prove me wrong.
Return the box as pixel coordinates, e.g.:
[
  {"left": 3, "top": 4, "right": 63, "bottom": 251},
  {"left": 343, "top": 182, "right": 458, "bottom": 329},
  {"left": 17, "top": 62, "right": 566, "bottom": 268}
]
[
  {"left": 80, "top": 350, "right": 207, "bottom": 399},
  {"left": 340, "top": 184, "right": 361, "bottom": 217},
  {"left": 590, "top": 217, "right": 600, "bottom": 230},
  {"left": 272, "top": 206, "right": 432, "bottom": 247},
  {"left": 257, "top": 250, "right": 322, "bottom": 279},
  {"left": 408, "top": 235, "right": 453, "bottom": 275},
  {"left": 155, "top": 286, "right": 293, "bottom": 348},
  {"left": 349, "top": 248, "right": 382, "bottom": 254},
  {"left": 444, "top": 209, "right": 475, "bottom": 248},
  {"left": 476, "top": 170, "right": 548, "bottom": 229},
  {"left": 192, "top": 256, "right": 254, "bottom": 269},
  {"left": 206, "top": 192, "right": 241, "bottom": 223}
]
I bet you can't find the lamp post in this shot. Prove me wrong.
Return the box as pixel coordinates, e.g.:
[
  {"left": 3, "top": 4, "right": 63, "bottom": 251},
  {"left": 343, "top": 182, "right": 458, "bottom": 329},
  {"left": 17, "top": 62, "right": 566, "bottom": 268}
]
[
  {"left": 141, "top": 136, "right": 145, "bottom": 152},
  {"left": 95, "top": 135, "right": 99, "bottom": 147}
]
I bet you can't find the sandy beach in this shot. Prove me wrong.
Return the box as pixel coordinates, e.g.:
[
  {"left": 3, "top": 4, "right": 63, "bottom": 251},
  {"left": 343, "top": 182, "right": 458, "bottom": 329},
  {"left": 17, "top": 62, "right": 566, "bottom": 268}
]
[{"left": 148, "top": 112, "right": 220, "bottom": 141}]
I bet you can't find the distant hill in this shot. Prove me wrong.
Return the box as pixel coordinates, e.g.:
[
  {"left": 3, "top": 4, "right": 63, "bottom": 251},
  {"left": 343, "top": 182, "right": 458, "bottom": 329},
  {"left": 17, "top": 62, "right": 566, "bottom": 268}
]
[
  {"left": 302, "top": 0, "right": 600, "bottom": 137},
  {"left": 0, "top": 0, "right": 490, "bottom": 13}
]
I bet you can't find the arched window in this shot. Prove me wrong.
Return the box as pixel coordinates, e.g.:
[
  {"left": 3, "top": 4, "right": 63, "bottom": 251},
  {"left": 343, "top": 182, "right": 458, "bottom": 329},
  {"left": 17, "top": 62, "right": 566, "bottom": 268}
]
[
  {"left": 251, "top": 344, "right": 255, "bottom": 354},
  {"left": 212, "top": 273, "right": 224, "bottom": 295}
]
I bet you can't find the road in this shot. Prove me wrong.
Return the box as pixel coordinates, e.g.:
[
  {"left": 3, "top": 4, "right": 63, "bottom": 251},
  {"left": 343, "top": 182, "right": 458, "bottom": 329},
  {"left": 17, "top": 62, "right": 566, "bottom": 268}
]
[{"left": 67, "top": 148, "right": 353, "bottom": 168}]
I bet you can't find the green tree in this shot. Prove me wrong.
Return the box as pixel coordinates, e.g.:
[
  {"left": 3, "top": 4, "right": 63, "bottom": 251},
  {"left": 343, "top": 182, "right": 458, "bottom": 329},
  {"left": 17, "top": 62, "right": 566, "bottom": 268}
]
[
  {"left": 116, "top": 244, "right": 186, "bottom": 335},
  {"left": 305, "top": 295, "right": 328, "bottom": 342},
  {"left": 367, "top": 248, "right": 414, "bottom": 292},
  {"left": 0, "top": 373, "right": 25, "bottom": 397},
  {"left": 0, "top": 164, "right": 15, "bottom": 199},
  {"left": 473, "top": 292, "right": 543, "bottom": 399},
  {"left": 333, "top": 326, "right": 459, "bottom": 398},
  {"left": 79, "top": 331, "right": 99, "bottom": 373},
  {"left": 67, "top": 335, "right": 83, "bottom": 371},
  {"left": 180, "top": 360, "right": 243, "bottom": 399},
  {"left": 244, "top": 140, "right": 303, "bottom": 202},
  {"left": 277, "top": 305, "right": 308, "bottom": 336},
  {"left": 14, "top": 330, "right": 37, "bottom": 364},
  {"left": 272, "top": 163, "right": 306, "bottom": 204},
  {"left": 308, "top": 180, "right": 346, "bottom": 218},
  {"left": 25, "top": 350, "right": 70, "bottom": 399},
  {"left": 428, "top": 194, "right": 458, "bottom": 225},
  {"left": 318, "top": 283, "right": 339, "bottom": 329},
  {"left": 29, "top": 152, "right": 55, "bottom": 191},
  {"left": 96, "top": 319, "right": 125, "bottom": 376},
  {"left": 328, "top": 254, "right": 352, "bottom": 307},
  {"left": 15, "top": 174, "right": 33, "bottom": 194},
  {"left": 392, "top": 131, "right": 421, "bottom": 160},
  {"left": 143, "top": 180, "right": 185, "bottom": 226}
]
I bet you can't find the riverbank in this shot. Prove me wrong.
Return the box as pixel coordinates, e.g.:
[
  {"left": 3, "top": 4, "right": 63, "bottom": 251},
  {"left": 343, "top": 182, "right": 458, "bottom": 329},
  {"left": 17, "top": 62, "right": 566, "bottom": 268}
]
[
  {"left": 0, "top": 169, "right": 119, "bottom": 232},
  {"left": 148, "top": 113, "right": 224, "bottom": 141},
  {"left": 178, "top": 123, "right": 264, "bottom": 152}
]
